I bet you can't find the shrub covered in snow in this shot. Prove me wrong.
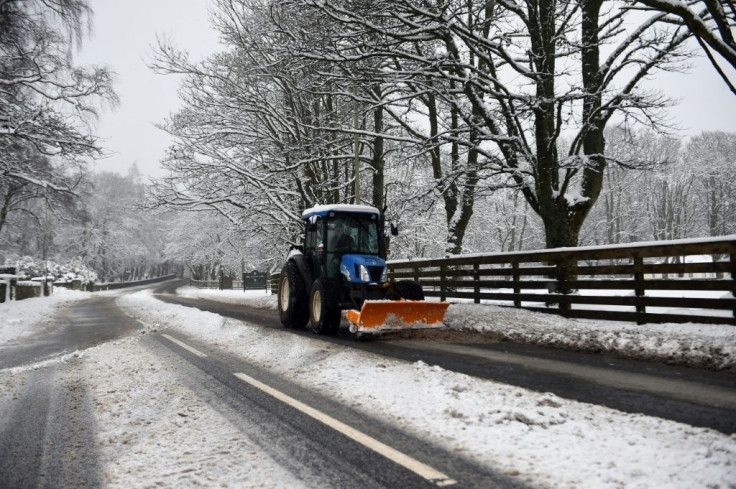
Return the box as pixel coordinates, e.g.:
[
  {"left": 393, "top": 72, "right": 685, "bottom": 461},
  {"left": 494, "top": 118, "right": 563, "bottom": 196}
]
[{"left": 6, "top": 256, "right": 98, "bottom": 285}]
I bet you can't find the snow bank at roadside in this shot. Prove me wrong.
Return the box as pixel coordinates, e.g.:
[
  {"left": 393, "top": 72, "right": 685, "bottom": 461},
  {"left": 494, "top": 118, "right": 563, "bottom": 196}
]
[
  {"left": 447, "top": 303, "right": 736, "bottom": 370},
  {"left": 0, "top": 288, "right": 90, "bottom": 345},
  {"left": 177, "top": 287, "right": 277, "bottom": 310},
  {"left": 176, "top": 286, "right": 736, "bottom": 370},
  {"left": 117, "top": 289, "right": 736, "bottom": 489}
]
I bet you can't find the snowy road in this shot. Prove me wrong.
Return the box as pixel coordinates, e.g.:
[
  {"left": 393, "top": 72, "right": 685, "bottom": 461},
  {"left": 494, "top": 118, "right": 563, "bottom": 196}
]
[
  {"left": 0, "top": 291, "right": 516, "bottom": 488},
  {"left": 0, "top": 361, "right": 100, "bottom": 488},
  {"left": 155, "top": 284, "right": 736, "bottom": 434},
  {"left": 148, "top": 331, "right": 514, "bottom": 488},
  {"left": 0, "top": 294, "right": 142, "bottom": 370},
  {"left": 1, "top": 282, "right": 735, "bottom": 488}
]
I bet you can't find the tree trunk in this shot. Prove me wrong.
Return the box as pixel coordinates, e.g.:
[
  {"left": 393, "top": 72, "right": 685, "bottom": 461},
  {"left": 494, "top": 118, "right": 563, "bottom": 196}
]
[
  {"left": 426, "top": 92, "right": 477, "bottom": 255},
  {"left": 542, "top": 207, "right": 583, "bottom": 249},
  {"left": 532, "top": 0, "right": 605, "bottom": 250},
  {"left": 370, "top": 94, "right": 385, "bottom": 211}
]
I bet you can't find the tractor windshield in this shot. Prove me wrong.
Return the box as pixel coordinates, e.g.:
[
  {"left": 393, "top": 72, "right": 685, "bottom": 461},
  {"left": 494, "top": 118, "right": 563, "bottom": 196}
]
[{"left": 327, "top": 214, "right": 380, "bottom": 255}]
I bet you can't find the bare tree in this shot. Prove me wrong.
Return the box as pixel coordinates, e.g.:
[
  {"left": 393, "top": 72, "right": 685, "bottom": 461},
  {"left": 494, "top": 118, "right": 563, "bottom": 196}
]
[
  {"left": 0, "top": 142, "right": 82, "bottom": 237},
  {"left": 0, "top": 0, "right": 116, "bottom": 234},
  {"left": 633, "top": 0, "right": 736, "bottom": 95},
  {"left": 149, "top": 0, "right": 390, "bottom": 253},
  {"left": 686, "top": 131, "right": 736, "bottom": 236},
  {"left": 295, "top": 0, "right": 692, "bottom": 248},
  {"left": 76, "top": 170, "right": 169, "bottom": 282}
]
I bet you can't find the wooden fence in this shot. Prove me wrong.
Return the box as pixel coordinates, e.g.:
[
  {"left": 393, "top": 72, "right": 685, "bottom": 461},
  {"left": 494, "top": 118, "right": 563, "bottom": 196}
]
[{"left": 386, "top": 236, "right": 736, "bottom": 326}]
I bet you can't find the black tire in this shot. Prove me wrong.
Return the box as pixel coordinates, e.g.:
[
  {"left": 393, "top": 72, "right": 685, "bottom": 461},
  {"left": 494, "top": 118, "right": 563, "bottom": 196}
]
[
  {"left": 309, "top": 278, "right": 341, "bottom": 335},
  {"left": 395, "top": 280, "right": 425, "bottom": 300},
  {"left": 278, "top": 261, "right": 309, "bottom": 328}
]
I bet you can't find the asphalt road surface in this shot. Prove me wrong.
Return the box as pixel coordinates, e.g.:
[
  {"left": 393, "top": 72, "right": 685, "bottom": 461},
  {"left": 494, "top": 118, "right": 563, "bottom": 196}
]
[
  {"left": 1, "top": 280, "right": 735, "bottom": 488},
  {"left": 153, "top": 280, "right": 736, "bottom": 434},
  {"left": 0, "top": 362, "right": 100, "bottom": 489},
  {"left": 0, "top": 285, "right": 152, "bottom": 370},
  {"left": 143, "top": 331, "right": 524, "bottom": 489},
  {"left": 1, "top": 282, "right": 525, "bottom": 489}
]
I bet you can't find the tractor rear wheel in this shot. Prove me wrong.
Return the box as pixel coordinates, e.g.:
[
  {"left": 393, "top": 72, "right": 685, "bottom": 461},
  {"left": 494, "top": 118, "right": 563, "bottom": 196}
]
[
  {"left": 309, "top": 279, "right": 341, "bottom": 335},
  {"left": 278, "top": 261, "right": 308, "bottom": 329},
  {"left": 395, "top": 280, "right": 425, "bottom": 300}
]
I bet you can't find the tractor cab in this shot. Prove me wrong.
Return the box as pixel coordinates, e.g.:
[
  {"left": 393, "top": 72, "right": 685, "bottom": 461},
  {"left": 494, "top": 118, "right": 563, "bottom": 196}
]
[{"left": 302, "top": 204, "right": 387, "bottom": 284}]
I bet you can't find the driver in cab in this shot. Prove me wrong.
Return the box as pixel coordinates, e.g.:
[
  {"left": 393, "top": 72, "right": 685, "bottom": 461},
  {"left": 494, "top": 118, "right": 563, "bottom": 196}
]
[{"left": 331, "top": 222, "right": 354, "bottom": 251}]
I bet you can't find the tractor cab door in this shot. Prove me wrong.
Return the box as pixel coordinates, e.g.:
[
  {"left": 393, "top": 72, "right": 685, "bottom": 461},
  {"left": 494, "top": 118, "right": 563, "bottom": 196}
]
[{"left": 304, "top": 216, "right": 324, "bottom": 281}]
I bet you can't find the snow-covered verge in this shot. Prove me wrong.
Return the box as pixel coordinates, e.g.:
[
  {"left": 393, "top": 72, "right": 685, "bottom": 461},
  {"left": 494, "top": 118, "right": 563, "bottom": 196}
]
[
  {"left": 446, "top": 303, "right": 736, "bottom": 371},
  {"left": 177, "top": 286, "right": 277, "bottom": 310},
  {"left": 113, "top": 289, "right": 735, "bottom": 489},
  {"left": 176, "top": 286, "right": 736, "bottom": 371},
  {"left": 0, "top": 288, "right": 90, "bottom": 345}
]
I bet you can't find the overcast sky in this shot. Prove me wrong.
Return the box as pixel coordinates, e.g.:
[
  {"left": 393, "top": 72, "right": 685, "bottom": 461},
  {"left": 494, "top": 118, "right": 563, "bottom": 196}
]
[
  {"left": 77, "top": 0, "right": 220, "bottom": 180},
  {"left": 78, "top": 0, "right": 736, "bottom": 181}
]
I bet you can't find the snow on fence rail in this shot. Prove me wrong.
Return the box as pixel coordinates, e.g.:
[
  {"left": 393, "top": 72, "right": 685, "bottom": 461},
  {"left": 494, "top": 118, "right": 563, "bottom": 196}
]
[{"left": 385, "top": 236, "right": 736, "bottom": 326}]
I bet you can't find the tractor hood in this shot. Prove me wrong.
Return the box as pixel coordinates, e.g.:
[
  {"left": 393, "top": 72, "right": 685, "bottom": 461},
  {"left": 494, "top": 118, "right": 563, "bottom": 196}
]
[{"left": 339, "top": 254, "right": 387, "bottom": 284}]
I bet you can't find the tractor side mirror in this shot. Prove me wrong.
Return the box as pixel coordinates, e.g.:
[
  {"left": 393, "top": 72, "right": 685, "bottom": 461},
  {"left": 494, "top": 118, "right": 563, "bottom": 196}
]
[{"left": 390, "top": 222, "right": 399, "bottom": 236}]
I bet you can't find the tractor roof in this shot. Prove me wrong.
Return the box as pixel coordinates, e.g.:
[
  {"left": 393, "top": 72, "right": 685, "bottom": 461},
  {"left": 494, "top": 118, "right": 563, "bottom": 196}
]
[{"left": 301, "top": 204, "right": 381, "bottom": 220}]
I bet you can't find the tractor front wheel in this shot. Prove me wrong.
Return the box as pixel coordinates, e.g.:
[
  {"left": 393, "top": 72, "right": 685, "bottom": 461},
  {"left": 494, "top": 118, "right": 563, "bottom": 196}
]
[
  {"left": 309, "top": 279, "right": 341, "bottom": 335},
  {"left": 278, "top": 261, "right": 308, "bottom": 329}
]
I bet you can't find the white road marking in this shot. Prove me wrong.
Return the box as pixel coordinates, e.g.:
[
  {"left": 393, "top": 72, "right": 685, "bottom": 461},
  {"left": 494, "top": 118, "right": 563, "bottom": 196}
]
[
  {"left": 233, "top": 372, "right": 457, "bottom": 487},
  {"left": 161, "top": 334, "right": 207, "bottom": 358}
]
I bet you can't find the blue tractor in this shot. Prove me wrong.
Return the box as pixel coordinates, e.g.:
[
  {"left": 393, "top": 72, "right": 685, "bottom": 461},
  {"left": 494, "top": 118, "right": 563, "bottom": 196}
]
[{"left": 277, "top": 204, "right": 448, "bottom": 335}]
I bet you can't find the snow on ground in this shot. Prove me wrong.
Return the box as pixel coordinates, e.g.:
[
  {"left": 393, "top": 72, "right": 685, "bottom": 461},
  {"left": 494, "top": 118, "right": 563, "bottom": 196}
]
[
  {"left": 113, "top": 289, "right": 735, "bottom": 489},
  {"left": 0, "top": 288, "right": 89, "bottom": 345},
  {"left": 81, "top": 337, "right": 309, "bottom": 488},
  {"left": 0, "top": 336, "right": 308, "bottom": 489},
  {"left": 175, "top": 286, "right": 736, "bottom": 371},
  {"left": 446, "top": 303, "right": 736, "bottom": 370},
  {"left": 1, "top": 286, "right": 735, "bottom": 488},
  {"left": 177, "top": 286, "right": 277, "bottom": 310}
]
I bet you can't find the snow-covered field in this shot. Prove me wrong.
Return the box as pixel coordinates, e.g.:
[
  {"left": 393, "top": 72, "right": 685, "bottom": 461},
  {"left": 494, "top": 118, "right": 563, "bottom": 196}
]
[{"left": 1, "top": 286, "right": 735, "bottom": 488}]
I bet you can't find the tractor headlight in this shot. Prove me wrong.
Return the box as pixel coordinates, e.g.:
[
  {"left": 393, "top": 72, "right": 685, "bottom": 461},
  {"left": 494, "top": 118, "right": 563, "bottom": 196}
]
[
  {"left": 380, "top": 267, "right": 387, "bottom": 283},
  {"left": 359, "top": 264, "right": 371, "bottom": 282},
  {"left": 340, "top": 263, "right": 352, "bottom": 282}
]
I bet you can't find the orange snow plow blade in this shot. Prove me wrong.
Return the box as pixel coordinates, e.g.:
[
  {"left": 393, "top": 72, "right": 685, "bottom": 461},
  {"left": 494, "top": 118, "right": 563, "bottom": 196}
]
[{"left": 345, "top": 300, "right": 450, "bottom": 333}]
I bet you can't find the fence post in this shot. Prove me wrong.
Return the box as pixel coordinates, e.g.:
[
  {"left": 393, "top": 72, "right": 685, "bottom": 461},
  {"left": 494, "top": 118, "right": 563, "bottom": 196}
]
[
  {"left": 731, "top": 252, "right": 736, "bottom": 319},
  {"left": 557, "top": 258, "right": 571, "bottom": 313},
  {"left": 633, "top": 255, "right": 646, "bottom": 325},
  {"left": 512, "top": 262, "right": 521, "bottom": 308},
  {"left": 440, "top": 264, "right": 447, "bottom": 302},
  {"left": 473, "top": 263, "right": 480, "bottom": 304}
]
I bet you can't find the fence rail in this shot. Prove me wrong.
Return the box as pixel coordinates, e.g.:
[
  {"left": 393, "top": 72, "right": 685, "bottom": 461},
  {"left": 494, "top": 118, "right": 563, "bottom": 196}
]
[{"left": 386, "top": 236, "right": 736, "bottom": 326}]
